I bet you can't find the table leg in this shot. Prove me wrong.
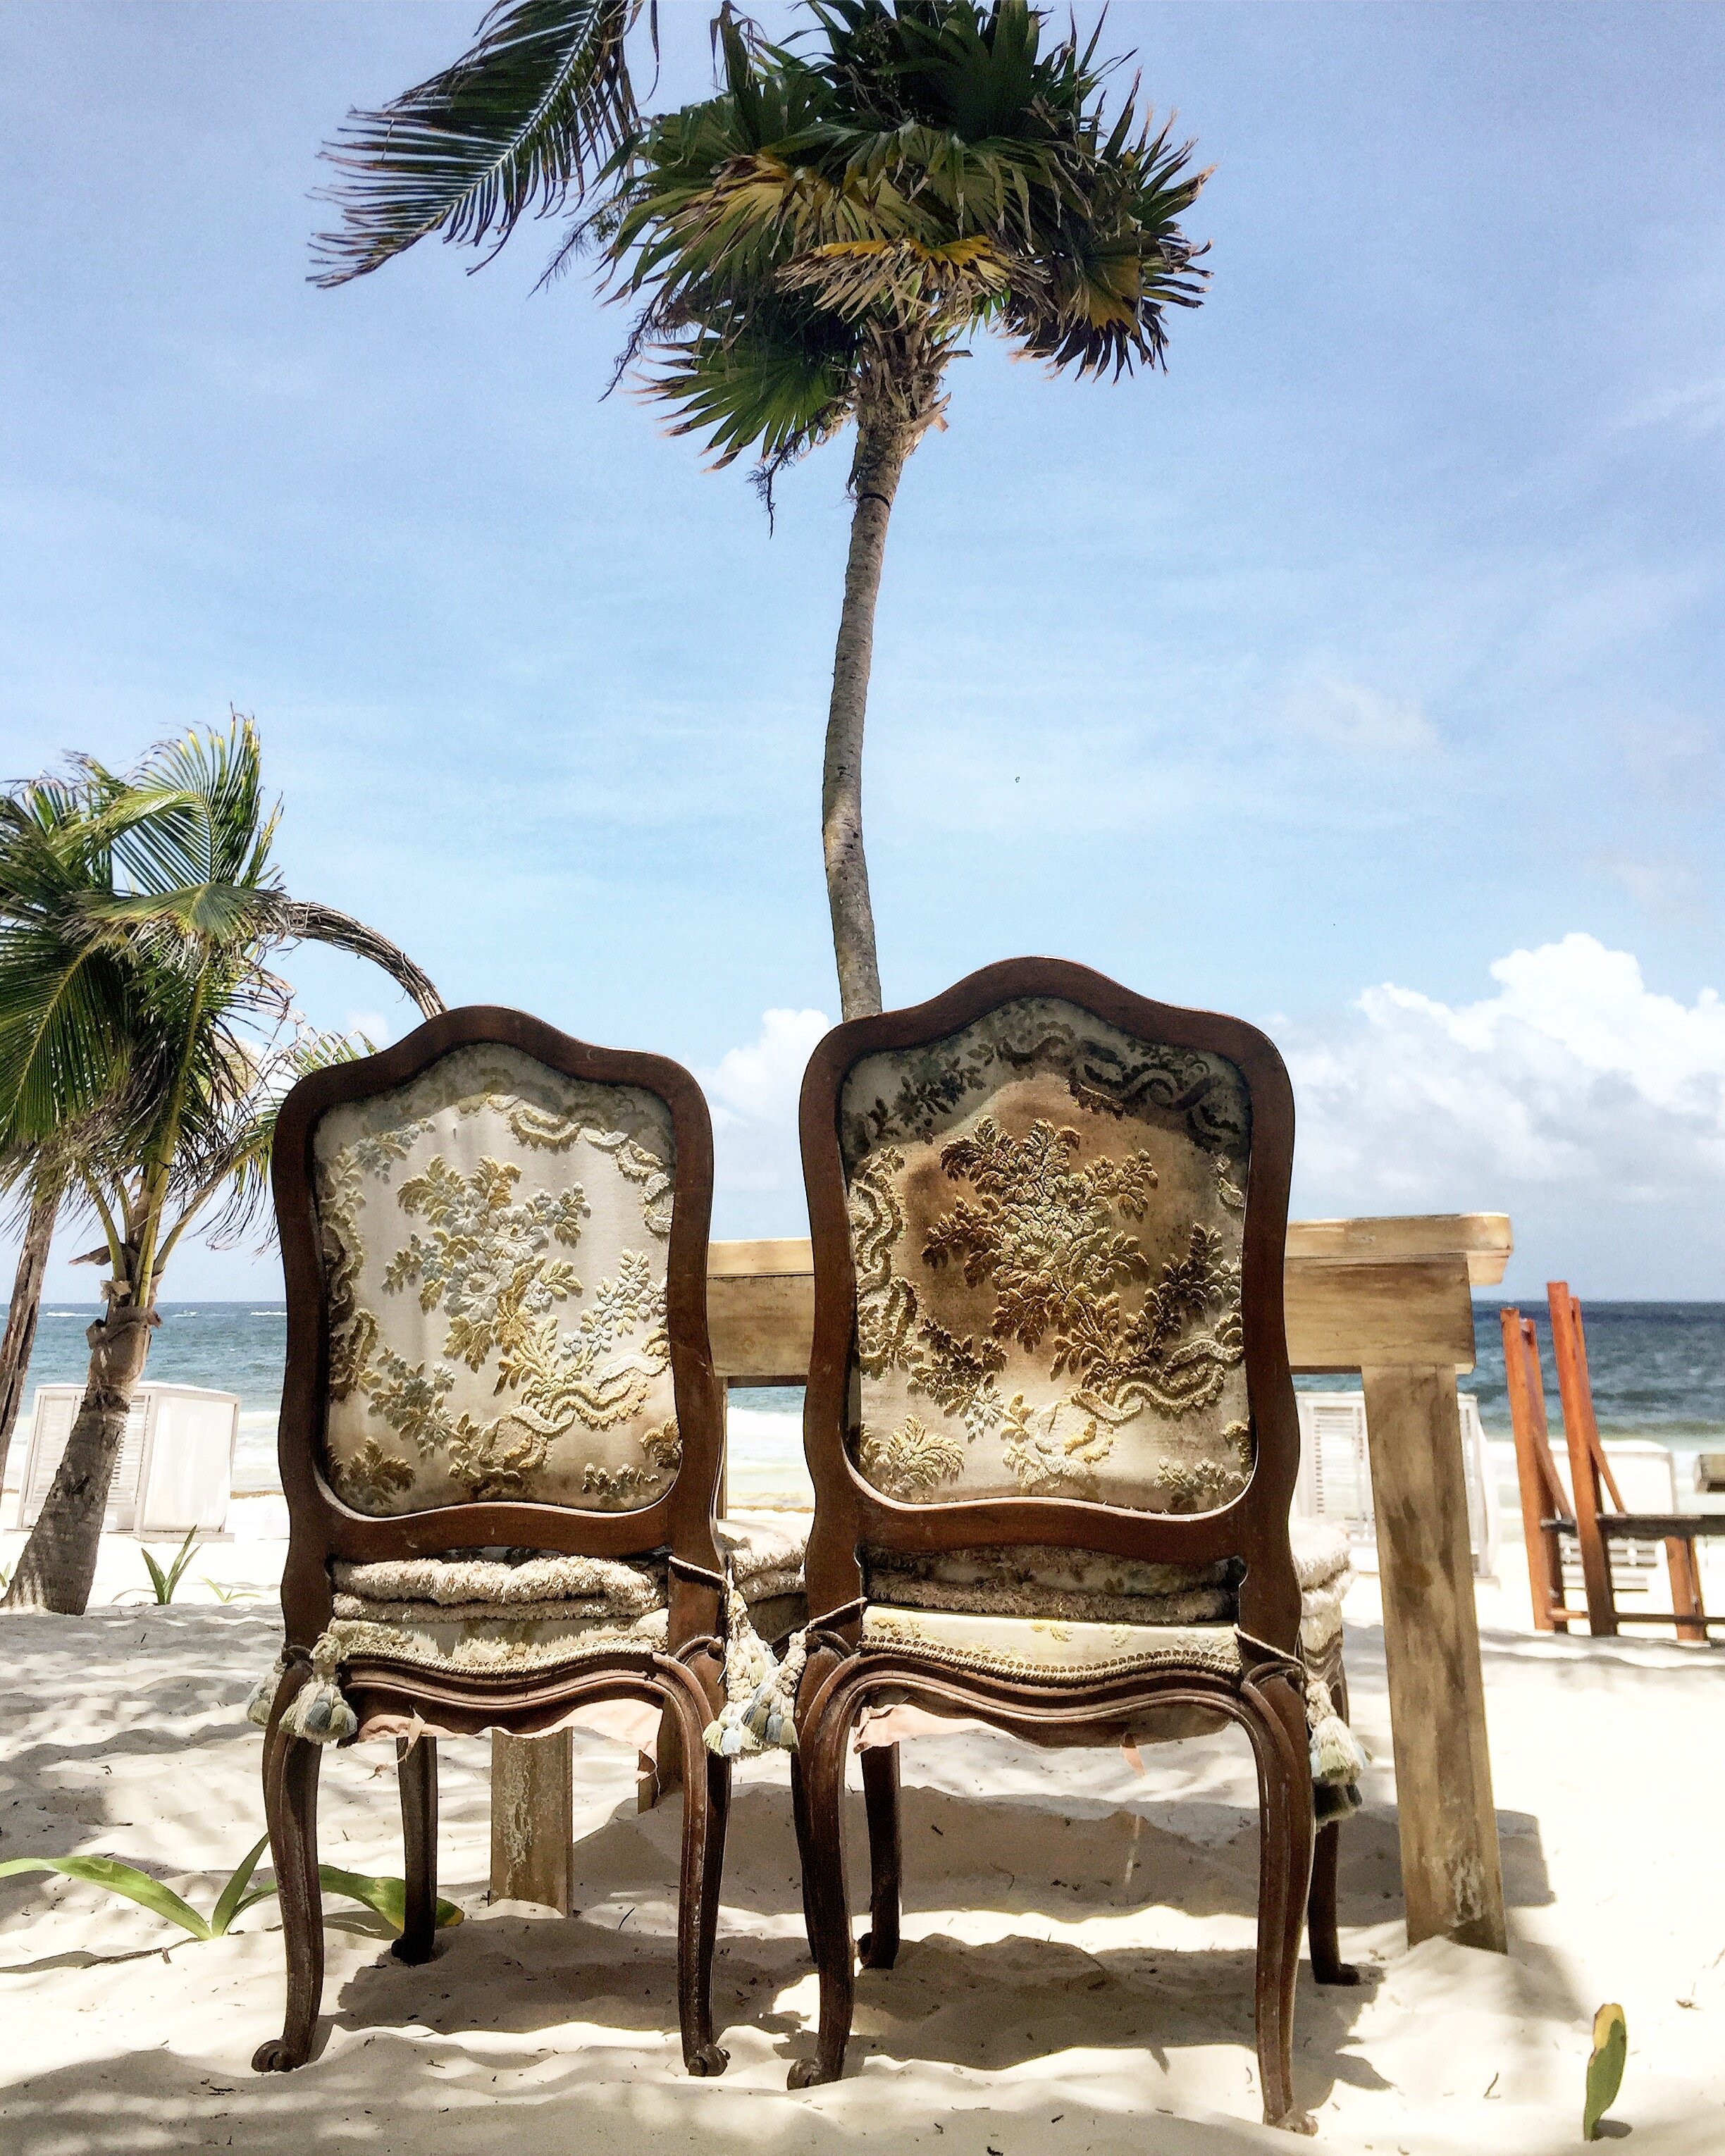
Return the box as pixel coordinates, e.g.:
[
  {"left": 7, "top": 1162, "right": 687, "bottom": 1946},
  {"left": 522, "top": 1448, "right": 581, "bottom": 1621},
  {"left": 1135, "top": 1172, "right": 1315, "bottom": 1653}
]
[
  {"left": 490, "top": 1728, "right": 574, "bottom": 1914},
  {"left": 1360, "top": 1361, "right": 1507, "bottom": 1953}
]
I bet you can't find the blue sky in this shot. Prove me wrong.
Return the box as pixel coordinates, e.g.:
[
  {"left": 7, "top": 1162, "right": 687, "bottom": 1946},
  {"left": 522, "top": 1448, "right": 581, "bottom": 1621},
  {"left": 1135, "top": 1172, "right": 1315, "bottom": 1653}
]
[{"left": 1, "top": 1, "right": 1721, "bottom": 1301}]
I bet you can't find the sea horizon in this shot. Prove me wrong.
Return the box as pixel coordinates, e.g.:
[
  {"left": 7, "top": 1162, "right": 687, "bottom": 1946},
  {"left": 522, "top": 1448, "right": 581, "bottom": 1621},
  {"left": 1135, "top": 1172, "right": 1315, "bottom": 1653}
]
[{"left": 6, "top": 1298, "right": 1723, "bottom": 1501}]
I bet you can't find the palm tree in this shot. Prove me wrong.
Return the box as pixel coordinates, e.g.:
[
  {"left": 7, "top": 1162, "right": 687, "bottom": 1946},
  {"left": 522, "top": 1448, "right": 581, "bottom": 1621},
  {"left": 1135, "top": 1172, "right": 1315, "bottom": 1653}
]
[
  {"left": 313, "top": 1, "right": 1208, "bottom": 1017},
  {"left": 0, "top": 721, "right": 444, "bottom": 1614},
  {"left": 0, "top": 1167, "right": 61, "bottom": 1501}
]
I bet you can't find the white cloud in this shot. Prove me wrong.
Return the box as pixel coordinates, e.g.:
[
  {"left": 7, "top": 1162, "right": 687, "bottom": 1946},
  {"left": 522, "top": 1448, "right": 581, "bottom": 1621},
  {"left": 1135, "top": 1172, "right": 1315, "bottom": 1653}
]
[
  {"left": 693, "top": 959, "right": 1725, "bottom": 1284},
  {"left": 700, "top": 1007, "right": 833, "bottom": 1198},
  {"left": 1288, "top": 676, "right": 1435, "bottom": 755},
  {"left": 1286, "top": 935, "right": 1725, "bottom": 1222},
  {"left": 1619, "top": 376, "right": 1725, "bottom": 438},
  {"left": 344, "top": 1008, "right": 390, "bottom": 1049}
]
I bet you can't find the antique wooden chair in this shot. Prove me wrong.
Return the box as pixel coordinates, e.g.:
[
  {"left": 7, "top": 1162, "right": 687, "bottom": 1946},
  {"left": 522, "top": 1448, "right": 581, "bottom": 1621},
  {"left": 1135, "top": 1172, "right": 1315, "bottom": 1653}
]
[
  {"left": 789, "top": 959, "right": 1361, "bottom": 2133},
  {"left": 1502, "top": 1289, "right": 1720, "bottom": 1641},
  {"left": 251, "top": 1008, "right": 743, "bottom": 2076}
]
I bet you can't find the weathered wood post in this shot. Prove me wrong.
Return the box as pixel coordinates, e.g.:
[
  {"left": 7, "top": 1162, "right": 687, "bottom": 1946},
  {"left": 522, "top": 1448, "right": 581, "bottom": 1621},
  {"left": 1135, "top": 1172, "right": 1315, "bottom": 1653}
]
[
  {"left": 490, "top": 1730, "right": 574, "bottom": 1912},
  {"left": 1359, "top": 1361, "right": 1506, "bottom": 1950},
  {"left": 1285, "top": 1216, "right": 1510, "bottom": 1954}
]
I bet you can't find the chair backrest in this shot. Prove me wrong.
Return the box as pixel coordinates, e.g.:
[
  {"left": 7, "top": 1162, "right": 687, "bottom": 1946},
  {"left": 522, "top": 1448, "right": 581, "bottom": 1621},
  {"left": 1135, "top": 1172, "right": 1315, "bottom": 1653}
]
[
  {"left": 800, "top": 959, "right": 1304, "bottom": 1648},
  {"left": 271, "top": 1008, "right": 722, "bottom": 1644}
]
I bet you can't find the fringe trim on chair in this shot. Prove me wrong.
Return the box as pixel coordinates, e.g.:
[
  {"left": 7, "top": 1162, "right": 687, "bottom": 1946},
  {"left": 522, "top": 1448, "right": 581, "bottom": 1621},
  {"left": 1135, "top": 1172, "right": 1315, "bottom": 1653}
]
[
  {"left": 245, "top": 1647, "right": 290, "bottom": 1728},
  {"left": 277, "top": 1633, "right": 359, "bottom": 1746},
  {"left": 1305, "top": 1672, "right": 1365, "bottom": 1824},
  {"left": 703, "top": 1578, "right": 806, "bottom": 1758}
]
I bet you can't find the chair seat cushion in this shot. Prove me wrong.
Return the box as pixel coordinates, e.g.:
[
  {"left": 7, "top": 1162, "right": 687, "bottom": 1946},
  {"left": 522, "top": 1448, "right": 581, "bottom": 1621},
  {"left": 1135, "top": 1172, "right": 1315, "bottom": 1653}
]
[
  {"left": 329, "top": 1604, "right": 669, "bottom": 1679},
  {"left": 860, "top": 1605, "right": 1243, "bottom": 1687},
  {"left": 1288, "top": 1519, "right": 1353, "bottom": 1656},
  {"left": 862, "top": 1520, "right": 1354, "bottom": 1654},
  {"left": 1290, "top": 1518, "right": 1351, "bottom": 1590},
  {"left": 863, "top": 1544, "right": 1239, "bottom": 1628},
  {"left": 323, "top": 1513, "right": 810, "bottom": 1678}
]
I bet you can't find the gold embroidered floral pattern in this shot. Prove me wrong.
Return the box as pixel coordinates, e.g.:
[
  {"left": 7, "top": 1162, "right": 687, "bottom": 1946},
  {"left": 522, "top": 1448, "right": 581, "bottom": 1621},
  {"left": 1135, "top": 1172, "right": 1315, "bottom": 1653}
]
[
  {"left": 385, "top": 1156, "right": 589, "bottom": 1365},
  {"left": 841, "top": 1000, "right": 1249, "bottom": 1167},
  {"left": 640, "top": 1419, "right": 682, "bottom": 1473},
  {"left": 839, "top": 998, "right": 1256, "bottom": 1514},
  {"left": 858, "top": 1415, "right": 966, "bottom": 1501},
  {"left": 319, "top": 1154, "right": 376, "bottom": 1404},
  {"left": 999, "top": 1390, "right": 1118, "bottom": 1498},
  {"left": 578, "top": 1415, "right": 684, "bottom": 1504},
  {"left": 332, "top": 1435, "right": 414, "bottom": 1507},
  {"left": 311, "top": 1044, "right": 681, "bottom": 1515}
]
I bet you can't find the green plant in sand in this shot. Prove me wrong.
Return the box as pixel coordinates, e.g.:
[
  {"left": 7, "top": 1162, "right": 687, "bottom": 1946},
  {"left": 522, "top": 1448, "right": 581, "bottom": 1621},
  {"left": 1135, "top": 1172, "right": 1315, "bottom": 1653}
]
[
  {"left": 314, "top": 1, "right": 1208, "bottom": 1020},
  {"left": 128, "top": 1526, "right": 200, "bottom": 1605},
  {"left": 0, "top": 1834, "right": 463, "bottom": 1943},
  {"left": 1583, "top": 2002, "right": 1626, "bottom": 2140}
]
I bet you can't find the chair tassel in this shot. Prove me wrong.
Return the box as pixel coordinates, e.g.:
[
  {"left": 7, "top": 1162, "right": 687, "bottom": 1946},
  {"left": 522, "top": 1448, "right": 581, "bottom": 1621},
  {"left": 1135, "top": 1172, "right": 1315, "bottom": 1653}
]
[
  {"left": 703, "top": 1578, "right": 805, "bottom": 1758},
  {"left": 1305, "top": 1673, "right": 1365, "bottom": 1821},
  {"left": 277, "top": 1632, "right": 359, "bottom": 1746},
  {"left": 245, "top": 1647, "right": 290, "bottom": 1728}
]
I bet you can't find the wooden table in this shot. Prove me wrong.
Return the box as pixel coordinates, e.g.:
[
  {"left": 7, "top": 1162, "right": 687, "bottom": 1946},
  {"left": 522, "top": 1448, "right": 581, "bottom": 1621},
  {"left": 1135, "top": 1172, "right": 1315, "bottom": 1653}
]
[{"left": 495, "top": 1212, "right": 1513, "bottom": 1955}]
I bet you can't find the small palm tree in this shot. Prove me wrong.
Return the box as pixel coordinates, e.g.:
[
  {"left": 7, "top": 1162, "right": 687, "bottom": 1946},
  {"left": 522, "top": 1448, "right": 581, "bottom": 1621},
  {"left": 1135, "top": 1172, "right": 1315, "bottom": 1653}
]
[
  {"left": 0, "top": 1165, "right": 63, "bottom": 1502},
  {"left": 0, "top": 721, "right": 444, "bottom": 1615},
  {"left": 314, "top": 1, "right": 1208, "bottom": 1017}
]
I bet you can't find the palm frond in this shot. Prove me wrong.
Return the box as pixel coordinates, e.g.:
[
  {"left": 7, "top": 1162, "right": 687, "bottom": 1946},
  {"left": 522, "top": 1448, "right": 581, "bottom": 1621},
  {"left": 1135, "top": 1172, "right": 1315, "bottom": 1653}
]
[
  {"left": 778, "top": 232, "right": 1022, "bottom": 325},
  {"left": 94, "top": 718, "right": 279, "bottom": 900},
  {"left": 641, "top": 312, "right": 857, "bottom": 471},
  {"left": 0, "top": 928, "right": 135, "bottom": 1151},
  {"left": 265, "top": 902, "right": 445, "bottom": 1019},
  {"left": 165, "top": 1026, "right": 370, "bottom": 1254},
  {"left": 311, "top": 0, "right": 646, "bottom": 286},
  {"left": 0, "top": 718, "right": 443, "bottom": 1301}
]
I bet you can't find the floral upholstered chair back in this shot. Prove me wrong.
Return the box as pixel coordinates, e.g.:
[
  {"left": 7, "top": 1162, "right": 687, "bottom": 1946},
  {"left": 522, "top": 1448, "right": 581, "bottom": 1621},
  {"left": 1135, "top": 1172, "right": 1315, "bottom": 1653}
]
[
  {"left": 840, "top": 995, "right": 1254, "bottom": 1516},
  {"left": 311, "top": 1041, "right": 684, "bottom": 1516}
]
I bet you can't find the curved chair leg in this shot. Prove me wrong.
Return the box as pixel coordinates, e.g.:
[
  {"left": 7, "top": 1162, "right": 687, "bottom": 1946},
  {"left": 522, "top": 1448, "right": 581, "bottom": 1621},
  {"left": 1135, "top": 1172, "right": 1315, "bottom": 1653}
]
[
  {"left": 1307, "top": 1658, "right": 1359, "bottom": 1986},
  {"left": 1307, "top": 1822, "right": 1359, "bottom": 1985},
  {"left": 253, "top": 1713, "right": 324, "bottom": 2072},
  {"left": 1247, "top": 1673, "right": 1317, "bottom": 2135},
  {"left": 790, "top": 1751, "right": 818, "bottom": 1961},
  {"left": 858, "top": 1741, "right": 901, "bottom": 1970},
  {"left": 788, "top": 1693, "right": 858, "bottom": 2089},
  {"left": 691, "top": 1747, "right": 732, "bottom": 2076},
  {"left": 671, "top": 1687, "right": 730, "bottom": 2078},
  {"left": 395, "top": 1734, "right": 439, "bottom": 1966}
]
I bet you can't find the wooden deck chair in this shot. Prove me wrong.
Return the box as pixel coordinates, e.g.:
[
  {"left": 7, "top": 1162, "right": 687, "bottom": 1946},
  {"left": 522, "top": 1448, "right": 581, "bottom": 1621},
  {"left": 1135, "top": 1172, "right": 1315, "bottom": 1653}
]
[
  {"left": 249, "top": 1008, "right": 774, "bottom": 2077},
  {"left": 1499, "top": 1308, "right": 1576, "bottom": 1631},
  {"left": 789, "top": 959, "right": 1363, "bottom": 2134},
  {"left": 1500, "top": 1289, "right": 1719, "bottom": 1642}
]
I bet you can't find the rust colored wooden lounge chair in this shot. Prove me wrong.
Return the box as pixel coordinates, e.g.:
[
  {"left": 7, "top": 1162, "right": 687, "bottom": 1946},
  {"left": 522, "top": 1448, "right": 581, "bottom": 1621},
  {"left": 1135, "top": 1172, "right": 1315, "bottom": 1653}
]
[
  {"left": 1502, "top": 1285, "right": 1722, "bottom": 1642},
  {"left": 250, "top": 1008, "right": 743, "bottom": 2076},
  {"left": 788, "top": 959, "right": 1362, "bottom": 2134}
]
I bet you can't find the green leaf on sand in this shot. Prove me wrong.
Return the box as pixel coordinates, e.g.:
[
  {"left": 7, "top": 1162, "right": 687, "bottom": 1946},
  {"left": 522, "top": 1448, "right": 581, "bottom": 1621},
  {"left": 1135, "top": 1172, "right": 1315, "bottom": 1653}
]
[
  {"left": 208, "top": 1834, "right": 273, "bottom": 1936},
  {"left": 1584, "top": 2001, "right": 1627, "bottom": 2139},
  {"left": 319, "top": 1864, "right": 463, "bottom": 1934},
  {"left": 0, "top": 1854, "right": 214, "bottom": 1940},
  {"left": 140, "top": 1527, "right": 201, "bottom": 1604},
  {"left": 1, "top": 1840, "right": 460, "bottom": 1942}
]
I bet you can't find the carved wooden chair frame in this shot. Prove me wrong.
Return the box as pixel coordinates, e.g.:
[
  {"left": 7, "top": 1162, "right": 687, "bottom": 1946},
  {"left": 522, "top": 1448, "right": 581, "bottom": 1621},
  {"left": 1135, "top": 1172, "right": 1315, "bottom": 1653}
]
[
  {"left": 255, "top": 1006, "right": 734, "bottom": 2077},
  {"left": 790, "top": 958, "right": 1351, "bottom": 2133}
]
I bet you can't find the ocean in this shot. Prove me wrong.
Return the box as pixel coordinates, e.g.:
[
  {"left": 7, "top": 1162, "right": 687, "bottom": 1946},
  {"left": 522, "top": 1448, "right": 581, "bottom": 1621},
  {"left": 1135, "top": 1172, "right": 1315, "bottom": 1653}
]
[{"left": 9, "top": 1298, "right": 1724, "bottom": 1499}]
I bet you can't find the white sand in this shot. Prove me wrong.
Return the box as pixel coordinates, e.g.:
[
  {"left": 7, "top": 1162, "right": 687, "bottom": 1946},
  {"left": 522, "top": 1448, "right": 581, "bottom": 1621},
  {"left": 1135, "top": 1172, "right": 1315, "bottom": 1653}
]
[{"left": 3, "top": 1539, "right": 1724, "bottom": 2156}]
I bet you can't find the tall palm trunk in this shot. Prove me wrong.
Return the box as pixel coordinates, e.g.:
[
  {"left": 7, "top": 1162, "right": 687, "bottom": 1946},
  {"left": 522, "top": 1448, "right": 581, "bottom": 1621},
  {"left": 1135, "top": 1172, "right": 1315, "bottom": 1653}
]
[
  {"left": 3, "top": 1294, "right": 156, "bottom": 1613},
  {"left": 822, "top": 415, "right": 914, "bottom": 1022},
  {"left": 0, "top": 1181, "right": 58, "bottom": 1502}
]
